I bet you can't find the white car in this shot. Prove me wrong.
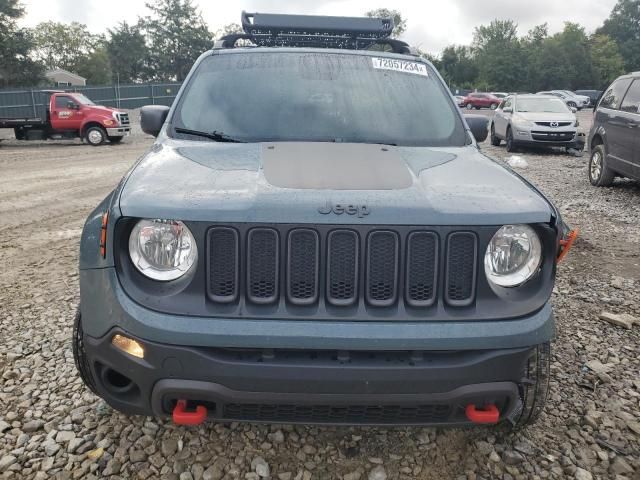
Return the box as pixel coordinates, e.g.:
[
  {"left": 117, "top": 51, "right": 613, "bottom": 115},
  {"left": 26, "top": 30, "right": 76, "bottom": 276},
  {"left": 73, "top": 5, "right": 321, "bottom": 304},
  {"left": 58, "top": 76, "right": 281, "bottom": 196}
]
[{"left": 537, "top": 91, "right": 587, "bottom": 110}]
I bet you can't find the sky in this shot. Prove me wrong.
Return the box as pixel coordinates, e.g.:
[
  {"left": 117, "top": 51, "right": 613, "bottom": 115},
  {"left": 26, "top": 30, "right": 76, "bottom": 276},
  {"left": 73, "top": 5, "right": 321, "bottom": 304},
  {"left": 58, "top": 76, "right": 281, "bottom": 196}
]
[{"left": 19, "top": 0, "right": 618, "bottom": 55}]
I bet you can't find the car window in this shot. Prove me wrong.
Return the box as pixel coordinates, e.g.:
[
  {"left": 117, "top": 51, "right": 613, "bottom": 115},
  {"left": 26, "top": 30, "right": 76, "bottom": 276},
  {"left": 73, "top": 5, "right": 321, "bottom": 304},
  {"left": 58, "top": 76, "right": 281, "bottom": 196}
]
[
  {"left": 620, "top": 80, "right": 640, "bottom": 114},
  {"left": 600, "top": 78, "right": 633, "bottom": 110},
  {"left": 55, "top": 96, "right": 73, "bottom": 109},
  {"left": 516, "top": 97, "right": 568, "bottom": 113},
  {"left": 173, "top": 52, "right": 467, "bottom": 147}
]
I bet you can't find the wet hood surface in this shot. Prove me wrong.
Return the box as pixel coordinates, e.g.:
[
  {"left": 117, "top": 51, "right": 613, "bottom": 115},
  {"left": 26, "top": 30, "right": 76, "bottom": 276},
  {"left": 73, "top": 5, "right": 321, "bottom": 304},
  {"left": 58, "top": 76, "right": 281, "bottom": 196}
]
[{"left": 119, "top": 140, "right": 554, "bottom": 226}]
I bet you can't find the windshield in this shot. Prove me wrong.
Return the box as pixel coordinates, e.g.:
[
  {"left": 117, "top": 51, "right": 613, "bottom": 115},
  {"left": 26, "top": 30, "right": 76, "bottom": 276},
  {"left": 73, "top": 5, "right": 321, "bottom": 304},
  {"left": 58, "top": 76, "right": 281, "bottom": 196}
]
[
  {"left": 172, "top": 52, "right": 467, "bottom": 147},
  {"left": 74, "top": 94, "right": 95, "bottom": 105},
  {"left": 517, "top": 98, "right": 569, "bottom": 113}
]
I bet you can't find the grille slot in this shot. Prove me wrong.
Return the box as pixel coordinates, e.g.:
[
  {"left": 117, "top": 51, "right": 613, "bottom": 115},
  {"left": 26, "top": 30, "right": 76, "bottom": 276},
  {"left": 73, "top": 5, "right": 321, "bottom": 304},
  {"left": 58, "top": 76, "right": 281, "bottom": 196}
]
[
  {"left": 247, "top": 228, "right": 279, "bottom": 304},
  {"left": 326, "top": 230, "right": 359, "bottom": 306},
  {"left": 207, "top": 227, "right": 239, "bottom": 303},
  {"left": 445, "top": 232, "right": 477, "bottom": 306},
  {"left": 406, "top": 231, "right": 438, "bottom": 307},
  {"left": 366, "top": 231, "right": 399, "bottom": 306},
  {"left": 287, "top": 229, "right": 320, "bottom": 305},
  {"left": 223, "top": 403, "right": 451, "bottom": 424}
]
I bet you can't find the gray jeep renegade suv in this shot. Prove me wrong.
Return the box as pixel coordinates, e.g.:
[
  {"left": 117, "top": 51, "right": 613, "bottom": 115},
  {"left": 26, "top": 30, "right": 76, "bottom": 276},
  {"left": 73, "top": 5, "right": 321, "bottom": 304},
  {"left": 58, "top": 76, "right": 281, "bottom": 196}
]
[{"left": 74, "top": 12, "right": 574, "bottom": 428}]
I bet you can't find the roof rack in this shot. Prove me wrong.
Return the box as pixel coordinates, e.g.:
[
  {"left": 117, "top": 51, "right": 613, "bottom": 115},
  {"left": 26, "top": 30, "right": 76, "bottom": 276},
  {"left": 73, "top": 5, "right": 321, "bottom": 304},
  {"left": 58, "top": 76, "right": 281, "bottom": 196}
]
[{"left": 215, "top": 11, "right": 413, "bottom": 55}]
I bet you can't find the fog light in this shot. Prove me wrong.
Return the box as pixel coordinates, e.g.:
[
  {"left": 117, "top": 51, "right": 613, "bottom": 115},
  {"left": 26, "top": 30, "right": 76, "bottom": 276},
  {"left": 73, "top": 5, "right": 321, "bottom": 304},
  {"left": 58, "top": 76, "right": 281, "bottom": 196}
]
[{"left": 112, "top": 334, "right": 145, "bottom": 359}]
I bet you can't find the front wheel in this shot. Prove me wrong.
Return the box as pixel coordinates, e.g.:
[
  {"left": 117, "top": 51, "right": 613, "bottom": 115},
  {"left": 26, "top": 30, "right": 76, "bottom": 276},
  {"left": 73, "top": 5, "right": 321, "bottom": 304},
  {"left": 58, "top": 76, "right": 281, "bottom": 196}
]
[
  {"left": 73, "top": 308, "right": 98, "bottom": 394},
  {"left": 567, "top": 101, "right": 577, "bottom": 109},
  {"left": 589, "top": 145, "right": 615, "bottom": 186},
  {"left": 490, "top": 103, "right": 499, "bottom": 110},
  {"left": 108, "top": 136, "right": 124, "bottom": 144},
  {"left": 85, "top": 126, "right": 107, "bottom": 146},
  {"left": 505, "top": 128, "right": 516, "bottom": 152},
  {"left": 490, "top": 124, "right": 501, "bottom": 146},
  {"left": 466, "top": 103, "right": 474, "bottom": 110},
  {"left": 509, "top": 343, "right": 551, "bottom": 429}
]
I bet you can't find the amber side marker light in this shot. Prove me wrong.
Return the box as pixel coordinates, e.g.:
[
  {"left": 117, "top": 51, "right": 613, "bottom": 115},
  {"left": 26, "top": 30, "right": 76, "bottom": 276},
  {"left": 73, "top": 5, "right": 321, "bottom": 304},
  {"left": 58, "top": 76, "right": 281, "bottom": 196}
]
[
  {"left": 112, "top": 334, "right": 145, "bottom": 359},
  {"left": 557, "top": 229, "right": 579, "bottom": 264},
  {"left": 99, "top": 212, "right": 109, "bottom": 258}
]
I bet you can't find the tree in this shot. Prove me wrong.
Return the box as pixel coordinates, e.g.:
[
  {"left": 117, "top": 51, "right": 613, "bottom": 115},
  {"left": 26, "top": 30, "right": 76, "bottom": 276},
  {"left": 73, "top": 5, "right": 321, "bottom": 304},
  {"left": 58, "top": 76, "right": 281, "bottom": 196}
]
[
  {"left": 473, "top": 20, "right": 524, "bottom": 91},
  {"left": 590, "top": 34, "right": 625, "bottom": 88},
  {"left": 75, "top": 46, "right": 112, "bottom": 85},
  {"left": 106, "top": 22, "right": 148, "bottom": 83},
  {"left": 140, "top": 0, "right": 213, "bottom": 81},
  {"left": 439, "top": 45, "right": 479, "bottom": 90},
  {"left": 0, "top": 0, "right": 45, "bottom": 87},
  {"left": 365, "top": 8, "right": 406, "bottom": 38},
  {"left": 32, "top": 21, "right": 101, "bottom": 71},
  {"left": 597, "top": 0, "right": 640, "bottom": 72}
]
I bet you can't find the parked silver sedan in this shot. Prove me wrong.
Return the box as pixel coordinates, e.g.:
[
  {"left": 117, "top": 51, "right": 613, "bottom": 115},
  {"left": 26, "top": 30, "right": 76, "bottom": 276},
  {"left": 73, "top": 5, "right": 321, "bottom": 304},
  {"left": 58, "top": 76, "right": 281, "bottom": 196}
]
[{"left": 490, "top": 95, "right": 583, "bottom": 152}]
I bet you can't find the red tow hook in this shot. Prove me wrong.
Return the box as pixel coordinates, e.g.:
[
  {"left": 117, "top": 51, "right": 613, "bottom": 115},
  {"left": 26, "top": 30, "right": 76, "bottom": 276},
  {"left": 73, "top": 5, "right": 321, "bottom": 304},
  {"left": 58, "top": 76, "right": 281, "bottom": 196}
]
[
  {"left": 172, "top": 400, "right": 207, "bottom": 425},
  {"left": 465, "top": 404, "right": 500, "bottom": 424}
]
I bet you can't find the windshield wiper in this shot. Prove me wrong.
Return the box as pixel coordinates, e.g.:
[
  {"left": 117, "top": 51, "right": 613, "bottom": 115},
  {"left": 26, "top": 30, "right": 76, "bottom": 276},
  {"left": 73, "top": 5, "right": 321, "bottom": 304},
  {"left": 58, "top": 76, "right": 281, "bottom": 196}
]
[{"left": 174, "top": 127, "right": 245, "bottom": 143}]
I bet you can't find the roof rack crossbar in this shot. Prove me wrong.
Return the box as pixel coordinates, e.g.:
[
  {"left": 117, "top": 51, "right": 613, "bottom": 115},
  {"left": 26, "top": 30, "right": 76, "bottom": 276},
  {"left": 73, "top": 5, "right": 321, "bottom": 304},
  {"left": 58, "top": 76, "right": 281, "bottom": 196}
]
[{"left": 215, "top": 12, "right": 412, "bottom": 54}]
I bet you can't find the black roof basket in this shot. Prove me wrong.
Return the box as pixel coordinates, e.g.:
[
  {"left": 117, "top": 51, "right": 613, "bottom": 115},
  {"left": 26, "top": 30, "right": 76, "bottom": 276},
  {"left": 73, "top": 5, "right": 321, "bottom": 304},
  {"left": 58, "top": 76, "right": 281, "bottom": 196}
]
[{"left": 216, "top": 11, "right": 413, "bottom": 54}]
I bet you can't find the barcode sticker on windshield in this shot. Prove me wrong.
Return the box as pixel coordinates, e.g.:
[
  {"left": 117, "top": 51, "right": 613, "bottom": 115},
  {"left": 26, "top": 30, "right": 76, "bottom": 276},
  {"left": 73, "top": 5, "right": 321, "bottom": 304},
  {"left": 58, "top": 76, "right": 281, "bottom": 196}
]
[{"left": 371, "top": 57, "right": 429, "bottom": 77}]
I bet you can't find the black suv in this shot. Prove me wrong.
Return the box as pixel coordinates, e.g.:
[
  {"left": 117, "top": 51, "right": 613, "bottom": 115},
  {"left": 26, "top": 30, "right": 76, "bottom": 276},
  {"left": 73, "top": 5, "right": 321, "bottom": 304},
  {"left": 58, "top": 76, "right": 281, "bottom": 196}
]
[{"left": 588, "top": 72, "right": 640, "bottom": 186}]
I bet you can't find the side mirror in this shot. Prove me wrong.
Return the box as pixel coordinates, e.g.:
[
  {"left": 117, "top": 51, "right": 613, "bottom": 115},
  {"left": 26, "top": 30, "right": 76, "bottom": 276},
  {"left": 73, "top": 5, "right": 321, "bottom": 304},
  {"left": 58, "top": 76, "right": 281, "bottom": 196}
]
[
  {"left": 464, "top": 114, "right": 489, "bottom": 143},
  {"left": 140, "top": 105, "right": 170, "bottom": 137}
]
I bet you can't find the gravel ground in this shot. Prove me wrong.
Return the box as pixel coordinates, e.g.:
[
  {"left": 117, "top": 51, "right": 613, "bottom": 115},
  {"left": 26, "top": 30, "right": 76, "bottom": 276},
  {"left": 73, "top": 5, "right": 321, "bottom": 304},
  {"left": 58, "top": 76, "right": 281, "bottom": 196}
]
[{"left": 0, "top": 110, "right": 638, "bottom": 480}]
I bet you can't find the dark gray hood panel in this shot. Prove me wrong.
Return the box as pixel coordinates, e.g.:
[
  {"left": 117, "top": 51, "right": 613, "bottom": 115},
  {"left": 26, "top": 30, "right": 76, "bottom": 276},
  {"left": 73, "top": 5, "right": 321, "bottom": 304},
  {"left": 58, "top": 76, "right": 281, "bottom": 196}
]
[{"left": 119, "top": 139, "right": 553, "bottom": 226}]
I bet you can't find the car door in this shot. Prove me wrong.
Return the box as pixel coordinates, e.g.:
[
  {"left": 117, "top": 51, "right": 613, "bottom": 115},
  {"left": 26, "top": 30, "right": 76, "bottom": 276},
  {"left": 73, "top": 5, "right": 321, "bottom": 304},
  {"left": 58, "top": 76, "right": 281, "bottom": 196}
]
[
  {"left": 494, "top": 97, "right": 513, "bottom": 138},
  {"left": 598, "top": 78, "right": 634, "bottom": 174},
  {"left": 619, "top": 79, "right": 640, "bottom": 179},
  {"left": 50, "top": 94, "right": 83, "bottom": 131}
]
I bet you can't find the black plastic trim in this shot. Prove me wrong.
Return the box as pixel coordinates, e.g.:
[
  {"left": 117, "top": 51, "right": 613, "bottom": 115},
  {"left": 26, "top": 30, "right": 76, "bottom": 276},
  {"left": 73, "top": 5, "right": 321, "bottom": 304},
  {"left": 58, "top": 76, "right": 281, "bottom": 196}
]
[
  {"left": 445, "top": 232, "right": 478, "bottom": 307},
  {"left": 326, "top": 229, "right": 360, "bottom": 307},
  {"left": 206, "top": 227, "right": 240, "bottom": 304},
  {"left": 286, "top": 228, "right": 320, "bottom": 306},
  {"left": 405, "top": 231, "right": 439, "bottom": 307},
  {"left": 365, "top": 230, "right": 399, "bottom": 307},
  {"left": 246, "top": 228, "right": 280, "bottom": 305}
]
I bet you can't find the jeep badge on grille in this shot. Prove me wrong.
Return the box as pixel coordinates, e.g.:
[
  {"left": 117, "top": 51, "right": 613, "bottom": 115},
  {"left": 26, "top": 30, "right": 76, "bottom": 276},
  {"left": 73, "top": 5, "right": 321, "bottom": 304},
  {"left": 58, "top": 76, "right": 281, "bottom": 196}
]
[{"left": 318, "top": 201, "right": 370, "bottom": 218}]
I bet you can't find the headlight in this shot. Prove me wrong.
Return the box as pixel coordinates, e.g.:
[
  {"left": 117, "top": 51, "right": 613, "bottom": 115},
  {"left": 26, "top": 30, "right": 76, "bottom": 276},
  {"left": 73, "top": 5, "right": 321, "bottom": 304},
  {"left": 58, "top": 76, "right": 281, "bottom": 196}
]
[
  {"left": 129, "top": 219, "right": 197, "bottom": 281},
  {"left": 484, "top": 225, "right": 542, "bottom": 287},
  {"left": 512, "top": 117, "right": 533, "bottom": 127}
]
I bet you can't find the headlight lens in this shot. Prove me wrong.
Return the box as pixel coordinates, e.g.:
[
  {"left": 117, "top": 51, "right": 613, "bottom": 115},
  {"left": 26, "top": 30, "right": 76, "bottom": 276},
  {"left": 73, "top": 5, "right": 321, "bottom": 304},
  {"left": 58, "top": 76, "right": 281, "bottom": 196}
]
[
  {"left": 484, "top": 225, "right": 542, "bottom": 287},
  {"left": 129, "top": 219, "right": 197, "bottom": 281},
  {"left": 512, "top": 116, "right": 533, "bottom": 127}
]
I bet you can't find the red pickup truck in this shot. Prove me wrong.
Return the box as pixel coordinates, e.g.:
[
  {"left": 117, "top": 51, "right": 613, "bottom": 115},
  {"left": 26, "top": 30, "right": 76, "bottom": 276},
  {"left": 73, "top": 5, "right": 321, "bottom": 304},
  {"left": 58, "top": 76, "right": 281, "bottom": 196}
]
[
  {"left": 0, "top": 91, "right": 130, "bottom": 146},
  {"left": 463, "top": 92, "right": 502, "bottom": 111}
]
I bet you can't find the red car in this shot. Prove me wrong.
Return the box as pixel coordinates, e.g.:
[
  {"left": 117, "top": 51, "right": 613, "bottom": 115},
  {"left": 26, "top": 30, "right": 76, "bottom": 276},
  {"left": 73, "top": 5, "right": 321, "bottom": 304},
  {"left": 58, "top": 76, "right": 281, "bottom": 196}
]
[{"left": 463, "top": 92, "right": 502, "bottom": 110}]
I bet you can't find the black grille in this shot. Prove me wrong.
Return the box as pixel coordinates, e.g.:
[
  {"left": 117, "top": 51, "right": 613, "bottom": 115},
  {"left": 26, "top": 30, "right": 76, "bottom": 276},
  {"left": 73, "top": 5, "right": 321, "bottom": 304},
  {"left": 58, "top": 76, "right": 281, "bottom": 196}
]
[
  {"left": 445, "top": 233, "right": 477, "bottom": 306},
  {"left": 366, "top": 231, "right": 399, "bottom": 306},
  {"left": 531, "top": 131, "right": 575, "bottom": 142},
  {"left": 406, "top": 232, "right": 438, "bottom": 307},
  {"left": 207, "top": 227, "right": 239, "bottom": 303},
  {"left": 327, "top": 230, "right": 359, "bottom": 306},
  {"left": 287, "top": 229, "right": 319, "bottom": 305},
  {"left": 117, "top": 113, "right": 130, "bottom": 126},
  {"left": 247, "top": 228, "right": 279, "bottom": 304},
  {"left": 205, "top": 225, "right": 482, "bottom": 311},
  {"left": 223, "top": 403, "right": 451, "bottom": 424},
  {"left": 534, "top": 121, "right": 571, "bottom": 127}
]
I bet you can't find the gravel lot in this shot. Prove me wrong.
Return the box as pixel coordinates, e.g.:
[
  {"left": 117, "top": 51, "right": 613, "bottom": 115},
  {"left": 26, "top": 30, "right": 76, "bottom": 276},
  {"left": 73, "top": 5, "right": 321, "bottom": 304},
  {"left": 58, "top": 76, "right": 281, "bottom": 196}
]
[{"left": 0, "top": 110, "right": 638, "bottom": 480}]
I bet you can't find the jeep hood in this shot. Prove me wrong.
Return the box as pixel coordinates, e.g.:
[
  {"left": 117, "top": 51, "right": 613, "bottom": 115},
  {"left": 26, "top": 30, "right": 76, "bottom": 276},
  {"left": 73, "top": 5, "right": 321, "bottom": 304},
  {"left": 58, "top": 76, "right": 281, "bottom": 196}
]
[{"left": 119, "top": 140, "right": 554, "bottom": 225}]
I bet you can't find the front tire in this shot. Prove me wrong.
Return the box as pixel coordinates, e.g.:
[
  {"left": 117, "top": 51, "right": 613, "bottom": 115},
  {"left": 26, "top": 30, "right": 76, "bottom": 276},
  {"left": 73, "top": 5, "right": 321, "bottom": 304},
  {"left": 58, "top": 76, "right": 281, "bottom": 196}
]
[
  {"left": 490, "top": 124, "right": 501, "bottom": 146},
  {"left": 568, "top": 101, "right": 577, "bottom": 109},
  {"left": 85, "top": 126, "right": 106, "bottom": 146},
  {"left": 509, "top": 343, "right": 551, "bottom": 429},
  {"left": 466, "top": 103, "right": 474, "bottom": 110},
  {"left": 589, "top": 145, "right": 615, "bottom": 186},
  {"left": 73, "top": 308, "right": 98, "bottom": 394},
  {"left": 490, "top": 103, "right": 499, "bottom": 110},
  {"left": 505, "top": 127, "right": 517, "bottom": 152}
]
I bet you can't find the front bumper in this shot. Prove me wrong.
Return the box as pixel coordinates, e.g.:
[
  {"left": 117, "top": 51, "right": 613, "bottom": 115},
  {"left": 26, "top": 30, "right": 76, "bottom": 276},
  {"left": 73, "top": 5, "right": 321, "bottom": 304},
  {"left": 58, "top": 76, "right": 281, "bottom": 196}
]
[
  {"left": 85, "top": 327, "right": 532, "bottom": 425},
  {"left": 512, "top": 127, "right": 585, "bottom": 148},
  {"left": 79, "top": 267, "right": 555, "bottom": 425},
  {"left": 106, "top": 127, "right": 131, "bottom": 137}
]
